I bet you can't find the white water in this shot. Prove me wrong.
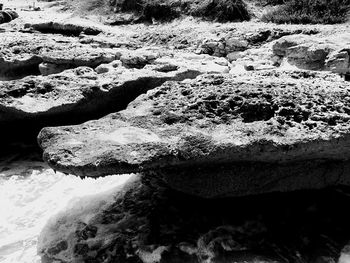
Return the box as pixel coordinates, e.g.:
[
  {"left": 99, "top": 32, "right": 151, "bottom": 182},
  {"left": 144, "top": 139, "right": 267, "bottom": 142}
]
[{"left": 0, "top": 156, "right": 131, "bottom": 263}]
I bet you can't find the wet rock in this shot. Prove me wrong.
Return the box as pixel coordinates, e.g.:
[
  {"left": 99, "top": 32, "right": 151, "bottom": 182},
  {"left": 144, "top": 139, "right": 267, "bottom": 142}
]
[
  {"left": 38, "top": 173, "right": 349, "bottom": 263},
  {"left": 38, "top": 70, "right": 350, "bottom": 197}
]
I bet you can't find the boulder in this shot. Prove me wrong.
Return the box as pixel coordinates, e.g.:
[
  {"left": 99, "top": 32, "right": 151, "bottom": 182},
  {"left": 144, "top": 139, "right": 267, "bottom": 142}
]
[
  {"left": 38, "top": 70, "right": 350, "bottom": 197},
  {"left": 0, "top": 10, "right": 18, "bottom": 24},
  {"left": 272, "top": 35, "right": 333, "bottom": 70},
  {"left": 326, "top": 49, "right": 350, "bottom": 75},
  {"left": 272, "top": 34, "right": 350, "bottom": 72},
  {"left": 38, "top": 173, "right": 349, "bottom": 263}
]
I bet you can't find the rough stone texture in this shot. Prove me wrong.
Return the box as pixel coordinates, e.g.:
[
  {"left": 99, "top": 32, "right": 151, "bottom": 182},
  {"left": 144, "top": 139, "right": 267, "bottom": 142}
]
[
  {"left": 197, "top": 28, "right": 319, "bottom": 58},
  {"left": 38, "top": 173, "right": 349, "bottom": 263},
  {"left": 0, "top": 54, "right": 228, "bottom": 145},
  {"left": 272, "top": 34, "right": 350, "bottom": 73},
  {"left": 0, "top": 31, "right": 108, "bottom": 80},
  {"left": 38, "top": 70, "right": 350, "bottom": 197},
  {"left": 39, "top": 48, "right": 121, "bottom": 75}
]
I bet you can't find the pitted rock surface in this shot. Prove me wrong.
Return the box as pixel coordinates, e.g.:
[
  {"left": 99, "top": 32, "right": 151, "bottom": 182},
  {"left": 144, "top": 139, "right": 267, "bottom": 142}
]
[
  {"left": 39, "top": 70, "right": 350, "bottom": 197},
  {"left": 0, "top": 31, "right": 117, "bottom": 79},
  {"left": 1, "top": 54, "right": 228, "bottom": 144}
]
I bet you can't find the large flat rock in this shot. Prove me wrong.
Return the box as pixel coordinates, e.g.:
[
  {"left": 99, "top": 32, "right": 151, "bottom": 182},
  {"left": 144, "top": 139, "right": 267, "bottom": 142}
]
[
  {"left": 39, "top": 70, "right": 350, "bottom": 197},
  {"left": 1, "top": 54, "right": 228, "bottom": 144}
]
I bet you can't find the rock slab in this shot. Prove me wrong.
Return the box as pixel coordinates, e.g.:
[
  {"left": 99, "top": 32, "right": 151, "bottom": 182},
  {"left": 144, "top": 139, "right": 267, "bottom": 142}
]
[{"left": 39, "top": 70, "right": 350, "bottom": 197}]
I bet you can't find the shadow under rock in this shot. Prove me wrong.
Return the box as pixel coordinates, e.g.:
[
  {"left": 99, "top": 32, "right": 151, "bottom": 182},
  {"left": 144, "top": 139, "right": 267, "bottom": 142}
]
[{"left": 39, "top": 173, "right": 350, "bottom": 263}]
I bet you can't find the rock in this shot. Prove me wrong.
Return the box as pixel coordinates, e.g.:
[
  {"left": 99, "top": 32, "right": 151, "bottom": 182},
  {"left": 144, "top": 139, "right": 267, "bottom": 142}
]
[
  {"left": 0, "top": 10, "right": 18, "bottom": 24},
  {"left": 272, "top": 34, "right": 350, "bottom": 72},
  {"left": 38, "top": 70, "right": 350, "bottom": 197},
  {"left": 24, "top": 21, "right": 102, "bottom": 36},
  {"left": 326, "top": 49, "right": 350, "bottom": 75},
  {"left": 0, "top": 55, "right": 43, "bottom": 81},
  {"left": 37, "top": 173, "right": 348, "bottom": 263},
  {"left": 199, "top": 37, "right": 249, "bottom": 57},
  {"left": 339, "top": 245, "right": 350, "bottom": 263},
  {"left": 39, "top": 48, "right": 121, "bottom": 75},
  {"left": 227, "top": 52, "right": 242, "bottom": 62},
  {"left": 0, "top": 31, "right": 118, "bottom": 79},
  {"left": 272, "top": 35, "right": 333, "bottom": 70},
  {"left": 1, "top": 54, "right": 229, "bottom": 145},
  {"left": 120, "top": 51, "right": 158, "bottom": 69}
]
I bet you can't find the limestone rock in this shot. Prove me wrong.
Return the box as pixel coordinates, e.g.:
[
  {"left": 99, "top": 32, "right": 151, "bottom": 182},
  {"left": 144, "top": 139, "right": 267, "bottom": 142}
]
[
  {"left": 0, "top": 31, "right": 108, "bottom": 79},
  {"left": 272, "top": 34, "right": 350, "bottom": 72},
  {"left": 1, "top": 54, "right": 229, "bottom": 144},
  {"left": 38, "top": 70, "right": 350, "bottom": 197},
  {"left": 39, "top": 48, "right": 121, "bottom": 75},
  {"left": 37, "top": 173, "right": 349, "bottom": 263}
]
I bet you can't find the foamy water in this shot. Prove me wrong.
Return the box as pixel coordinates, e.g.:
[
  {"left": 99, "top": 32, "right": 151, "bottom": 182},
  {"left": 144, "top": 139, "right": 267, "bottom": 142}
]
[{"left": 0, "top": 157, "right": 131, "bottom": 263}]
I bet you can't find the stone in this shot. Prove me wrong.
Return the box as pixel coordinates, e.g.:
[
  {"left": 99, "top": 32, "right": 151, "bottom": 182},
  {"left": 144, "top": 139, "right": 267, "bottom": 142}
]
[
  {"left": 326, "top": 49, "right": 350, "bottom": 75},
  {"left": 120, "top": 51, "right": 159, "bottom": 69},
  {"left": 226, "top": 52, "right": 242, "bottom": 62},
  {"left": 39, "top": 48, "right": 121, "bottom": 75},
  {"left": 37, "top": 173, "right": 349, "bottom": 263},
  {"left": 272, "top": 34, "right": 350, "bottom": 72},
  {"left": 1, "top": 54, "right": 229, "bottom": 145},
  {"left": 38, "top": 70, "right": 350, "bottom": 197},
  {"left": 0, "top": 10, "right": 18, "bottom": 24},
  {"left": 0, "top": 31, "right": 120, "bottom": 79},
  {"left": 24, "top": 21, "right": 102, "bottom": 36}
]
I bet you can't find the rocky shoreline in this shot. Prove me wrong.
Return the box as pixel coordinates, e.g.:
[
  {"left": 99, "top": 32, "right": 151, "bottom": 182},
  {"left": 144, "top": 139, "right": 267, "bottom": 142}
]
[{"left": 2, "top": 3, "right": 350, "bottom": 263}]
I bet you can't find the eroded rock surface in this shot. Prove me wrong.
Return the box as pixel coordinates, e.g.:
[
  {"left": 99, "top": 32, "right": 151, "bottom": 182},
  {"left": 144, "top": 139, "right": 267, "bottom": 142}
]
[
  {"left": 272, "top": 34, "right": 350, "bottom": 73},
  {"left": 39, "top": 48, "right": 120, "bottom": 75},
  {"left": 1, "top": 54, "right": 228, "bottom": 144},
  {"left": 38, "top": 70, "right": 350, "bottom": 197},
  {"left": 38, "top": 174, "right": 349, "bottom": 263}
]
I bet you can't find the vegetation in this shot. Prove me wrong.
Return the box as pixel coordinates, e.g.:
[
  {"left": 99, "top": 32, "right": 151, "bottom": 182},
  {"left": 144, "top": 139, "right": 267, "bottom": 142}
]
[
  {"left": 190, "top": 0, "right": 250, "bottom": 22},
  {"left": 110, "top": 0, "right": 250, "bottom": 22},
  {"left": 262, "top": 0, "right": 350, "bottom": 24}
]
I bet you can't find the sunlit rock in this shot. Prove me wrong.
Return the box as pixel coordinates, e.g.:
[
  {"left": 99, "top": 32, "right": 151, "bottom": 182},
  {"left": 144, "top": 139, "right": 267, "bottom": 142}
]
[{"left": 38, "top": 70, "right": 350, "bottom": 197}]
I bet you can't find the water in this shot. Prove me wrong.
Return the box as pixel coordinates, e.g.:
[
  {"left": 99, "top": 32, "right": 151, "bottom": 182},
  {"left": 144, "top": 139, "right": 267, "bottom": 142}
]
[{"left": 0, "top": 153, "right": 131, "bottom": 263}]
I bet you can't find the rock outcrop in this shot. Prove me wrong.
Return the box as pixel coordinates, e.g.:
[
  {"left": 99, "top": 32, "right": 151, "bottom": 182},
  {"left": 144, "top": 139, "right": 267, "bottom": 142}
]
[
  {"left": 272, "top": 34, "right": 350, "bottom": 74},
  {"left": 37, "top": 173, "right": 350, "bottom": 263},
  {"left": 38, "top": 70, "right": 350, "bottom": 197},
  {"left": 0, "top": 54, "right": 229, "bottom": 144},
  {"left": 39, "top": 48, "right": 121, "bottom": 75},
  {"left": 0, "top": 10, "right": 18, "bottom": 24}
]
